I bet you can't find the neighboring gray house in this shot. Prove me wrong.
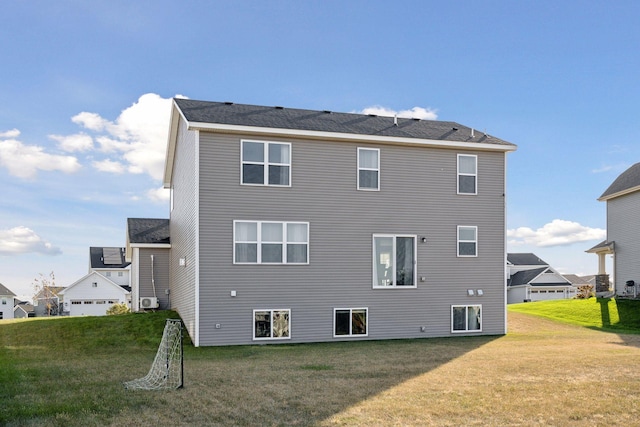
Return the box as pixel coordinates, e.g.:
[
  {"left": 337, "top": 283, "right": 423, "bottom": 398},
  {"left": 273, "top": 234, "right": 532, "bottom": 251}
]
[
  {"left": 162, "top": 98, "right": 517, "bottom": 346},
  {"left": 506, "top": 253, "right": 575, "bottom": 304},
  {"left": 125, "top": 218, "right": 171, "bottom": 312},
  {"left": 588, "top": 162, "right": 640, "bottom": 296},
  {"left": 14, "top": 300, "right": 35, "bottom": 319},
  {"left": 0, "top": 283, "right": 16, "bottom": 320}
]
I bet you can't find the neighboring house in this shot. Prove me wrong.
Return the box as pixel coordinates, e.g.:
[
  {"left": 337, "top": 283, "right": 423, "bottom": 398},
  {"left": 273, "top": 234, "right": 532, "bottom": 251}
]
[
  {"left": 0, "top": 283, "right": 16, "bottom": 320},
  {"left": 14, "top": 301, "right": 35, "bottom": 318},
  {"left": 89, "top": 247, "right": 131, "bottom": 288},
  {"left": 59, "top": 272, "right": 130, "bottom": 316},
  {"left": 587, "top": 162, "right": 640, "bottom": 296},
  {"left": 162, "top": 98, "right": 516, "bottom": 346},
  {"left": 33, "top": 286, "right": 65, "bottom": 316},
  {"left": 507, "top": 253, "right": 575, "bottom": 304},
  {"left": 125, "top": 218, "right": 171, "bottom": 312}
]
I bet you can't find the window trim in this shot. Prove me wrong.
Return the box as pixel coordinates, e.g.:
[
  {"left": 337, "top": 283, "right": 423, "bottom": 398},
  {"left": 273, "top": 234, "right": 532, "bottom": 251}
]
[
  {"left": 240, "top": 140, "right": 292, "bottom": 187},
  {"left": 451, "top": 304, "right": 482, "bottom": 333},
  {"left": 457, "top": 226, "right": 478, "bottom": 257},
  {"left": 457, "top": 154, "right": 477, "bottom": 195},
  {"left": 372, "top": 234, "right": 417, "bottom": 289},
  {"left": 333, "top": 307, "right": 369, "bottom": 338},
  {"left": 357, "top": 147, "right": 380, "bottom": 191},
  {"left": 253, "top": 308, "right": 291, "bottom": 341},
  {"left": 233, "top": 220, "right": 309, "bottom": 265}
]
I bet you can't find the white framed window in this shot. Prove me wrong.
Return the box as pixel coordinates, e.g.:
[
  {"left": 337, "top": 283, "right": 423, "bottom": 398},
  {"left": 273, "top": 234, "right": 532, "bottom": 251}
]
[
  {"left": 241, "top": 140, "right": 291, "bottom": 186},
  {"left": 234, "top": 221, "right": 309, "bottom": 264},
  {"left": 457, "top": 154, "right": 477, "bottom": 195},
  {"left": 253, "top": 309, "right": 290, "bottom": 340},
  {"left": 457, "top": 226, "right": 477, "bottom": 257},
  {"left": 334, "top": 308, "right": 368, "bottom": 337},
  {"left": 106, "top": 272, "right": 111, "bottom": 277},
  {"left": 372, "top": 234, "right": 417, "bottom": 288},
  {"left": 357, "top": 147, "right": 380, "bottom": 190},
  {"left": 1, "top": 298, "right": 6, "bottom": 305},
  {"left": 451, "top": 305, "right": 482, "bottom": 332},
  {"left": 118, "top": 272, "right": 123, "bottom": 277}
]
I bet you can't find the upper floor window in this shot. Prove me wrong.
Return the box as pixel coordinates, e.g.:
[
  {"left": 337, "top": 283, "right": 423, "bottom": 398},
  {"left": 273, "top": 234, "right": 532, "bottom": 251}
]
[
  {"left": 457, "top": 226, "right": 478, "bottom": 257},
  {"left": 357, "top": 148, "right": 380, "bottom": 190},
  {"left": 452, "top": 305, "right": 482, "bottom": 332},
  {"left": 234, "top": 221, "right": 309, "bottom": 264},
  {"left": 457, "top": 154, "right": 477, "bottom": 195},
  {"left": 241, "top": 140, "right": 291, "bottom": 186},
  {"left": 373, "top": 235, "right": 416, "bottom": 288}
]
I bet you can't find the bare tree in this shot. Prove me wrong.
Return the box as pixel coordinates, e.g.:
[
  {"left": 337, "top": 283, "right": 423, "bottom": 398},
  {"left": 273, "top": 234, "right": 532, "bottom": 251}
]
[{"left": 33, "top": 272, "right": 59, "bottom": 316}]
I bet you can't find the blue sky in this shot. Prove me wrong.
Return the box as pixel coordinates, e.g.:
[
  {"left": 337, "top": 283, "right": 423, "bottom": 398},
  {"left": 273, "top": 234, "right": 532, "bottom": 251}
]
[{"left": 1, "top": 1, "right": 638, "bottom": 299}]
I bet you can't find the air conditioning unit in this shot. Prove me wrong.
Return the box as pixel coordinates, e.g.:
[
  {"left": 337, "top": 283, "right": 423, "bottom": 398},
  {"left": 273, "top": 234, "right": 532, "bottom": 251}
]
[{"left": 140, "top": 297, "right": 159, "bottom": 309}]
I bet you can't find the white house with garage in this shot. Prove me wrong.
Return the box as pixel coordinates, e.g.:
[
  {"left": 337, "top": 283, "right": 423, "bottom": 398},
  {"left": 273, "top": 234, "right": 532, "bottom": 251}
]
[
  {"left": 59, "top": 271, "right": 130, "bottom": 316},
  {"left": 0, "top": 283, "right": 16, "bottom": 320},
  {"left": 507, "top": 253, "right": 576, "bottom": 304}
]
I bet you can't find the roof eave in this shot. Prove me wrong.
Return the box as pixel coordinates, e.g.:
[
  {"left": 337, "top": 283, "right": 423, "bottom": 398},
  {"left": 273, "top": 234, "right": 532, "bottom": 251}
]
[
  {"left": 598, "top": 185, "right": 640, "bottom": 202},
  {"left": 163, "top": 100, "right": 186, "bottom": 189},
  {"left": 185, "top": 121, "right": 517, "bottom": 152}
]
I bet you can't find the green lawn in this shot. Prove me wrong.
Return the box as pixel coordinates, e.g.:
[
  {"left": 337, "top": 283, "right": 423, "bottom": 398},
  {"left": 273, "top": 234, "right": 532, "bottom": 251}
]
[
  {"left": 508, "top": 297, "right": 640, "bottom": 333},
  {"left": 2, "top": 301, "right": 640, "bottom": 426}
]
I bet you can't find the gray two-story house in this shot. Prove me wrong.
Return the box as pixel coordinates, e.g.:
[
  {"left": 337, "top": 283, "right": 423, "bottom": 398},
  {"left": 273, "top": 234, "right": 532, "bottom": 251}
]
[
  {"left": 588, "top": 162, "right": 640, "bottom": 296},
  {"left": 163, "top": 98, "right": 516, "bottom": 346}
]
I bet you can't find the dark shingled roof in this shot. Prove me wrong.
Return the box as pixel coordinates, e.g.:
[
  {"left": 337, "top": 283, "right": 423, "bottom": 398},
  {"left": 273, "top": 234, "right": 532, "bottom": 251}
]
[
  {"left": 0, "top": 282, "right": 16, "bottom": 296},
  {"left": 600, "top": 162, "right": 640, "bottom": 200},
  {"left": 127, "top": 218, "right": 170, "bottom": 244},
  {"left": 90, "top": 247, "right": 130, "bottom": 269},
  {"left": 507, "top": 253, "right": 549, "bottom": 266},
  {"left": 174, "top": 98, "right": 516, "bottom": 148},
  {"left": 508, "top": 267, "right": 547, "bottom": 287}
]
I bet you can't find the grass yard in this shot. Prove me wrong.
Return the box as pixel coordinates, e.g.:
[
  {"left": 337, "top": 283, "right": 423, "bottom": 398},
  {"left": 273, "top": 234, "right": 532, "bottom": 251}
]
[{"left": 1, "top": 300, "right": 640, "bottom": 426}]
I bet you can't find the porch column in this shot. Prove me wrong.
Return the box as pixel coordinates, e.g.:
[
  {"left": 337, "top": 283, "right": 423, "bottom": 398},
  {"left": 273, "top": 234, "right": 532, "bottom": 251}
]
[{"left": 598, "top": 253, "right": 607, "bottom": 275}]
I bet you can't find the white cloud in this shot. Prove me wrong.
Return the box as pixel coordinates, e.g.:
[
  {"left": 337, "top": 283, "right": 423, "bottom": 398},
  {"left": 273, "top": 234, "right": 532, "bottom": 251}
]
[
  {"left": 0, "top": 129, "right": 20, "bottom": 138},
  {"left": 0, "top": 226, "right": 62, "bottom": 256},
  {"left": 71, "top": 93, "right": 176, "bottom": 180},
  {"left": 93, "top": 159, "right": 126, "bottom": 174},
  {"left": 0, "top": 138, "right": 81, "bottom": 179},
  {"left": 147, "top": 187, "right": 170, "bottom": 203},
  {"left": 49, "top": 133, "right": 94, "bottom": 152},
  {"left": 358, "top": 105, "right": 438, "bottom": 120},
  {"left": 507, "top": 219, "right": 606, "bottom": 247}
]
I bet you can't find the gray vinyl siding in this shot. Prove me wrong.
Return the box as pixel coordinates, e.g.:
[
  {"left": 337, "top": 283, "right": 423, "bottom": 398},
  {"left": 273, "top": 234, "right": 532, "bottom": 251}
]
[
  {"left": 168, "top": 118, "right": 198, "bottom": 341},
  {"left": 607, "top": 193, "right": 640, "bottom": 293},
  {"left": 137, "top": 248, "right": 170, "bottom": 309},
  {"left": 196, "top": 132, "right": 507, "bottom": 346}
]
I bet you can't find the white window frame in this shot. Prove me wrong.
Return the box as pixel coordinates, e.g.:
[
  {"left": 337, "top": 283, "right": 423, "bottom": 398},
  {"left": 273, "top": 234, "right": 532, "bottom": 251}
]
[
  {"left": 233, "top": 220, "right": 309, "bottom": 265},
  {"left": 372, "top": 234, "right": 417, "bottom": 289},
  {"left": 253, "top": 309, "right": 291, "bottom": 340},
  {"left": 333, "top": 307, "right": 369, "bottom": 337},
  {"left": 457, "top": 226, "right": 478, "bottom": 257},
  {"left": 241, "top": 140, "right": 292, "bottom": 187},
  {"left": 457, "top": 154, "right": 477, "bottom": 195},
  {"left": 357, "top": 147, "right": 380, "bottom": 191},
  {"left": 451, "top": 305, "right": 482, "bottom": 333}
]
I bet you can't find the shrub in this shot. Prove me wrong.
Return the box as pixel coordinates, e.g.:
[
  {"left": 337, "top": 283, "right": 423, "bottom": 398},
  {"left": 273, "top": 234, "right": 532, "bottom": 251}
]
[
  {"left": 575, "top": 284, "right": 595, "bottom": 299},
  {"left": 106, "top": 303, "right": 131, "bottom": 315}
]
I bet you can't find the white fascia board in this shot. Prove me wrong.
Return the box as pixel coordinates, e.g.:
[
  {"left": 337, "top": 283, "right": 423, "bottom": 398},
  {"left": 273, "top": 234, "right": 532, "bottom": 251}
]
[
  {"left": 129, "top": 243, "right": 171, "bottom": 249},
  {"left": 163, "top": 100, "right": 187, "bottom": 188},
  {"left": 186, "top": 122, "right": 518, "bottom": 153},
  {"left": 598, "top": 185, "right": 640, "bottom": 202}
]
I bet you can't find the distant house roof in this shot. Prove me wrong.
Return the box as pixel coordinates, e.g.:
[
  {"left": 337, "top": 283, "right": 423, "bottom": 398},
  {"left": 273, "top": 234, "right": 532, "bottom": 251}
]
[
  {"left": 90, "top": 247, "right": 130, "bottom": 269},
  {"left": 507, "top": 253, "right": 549, "bottom": 266},
  {"left": 599, "top": 162, "right": 640, "bottom": 201},
  {"left": 563, "top": 274, "right": 591, "bottom": 286},
  {"left": 127, "top": 218, "right": 170, "bottom": 244},
  {"left": 14, "top": 301, "right": 34, "bottom": 314},
  {"left": 165, "top": 98, "right": 517, "bottom": 188},
  {"left": 34, "top": 286, "right": 65, "bottom": 299},
  {"left": 508, "top": 267, "right": 547, "bottom": 287},
  {"left": 0, "top": 283, "right": 16, "bottom": 297}
]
